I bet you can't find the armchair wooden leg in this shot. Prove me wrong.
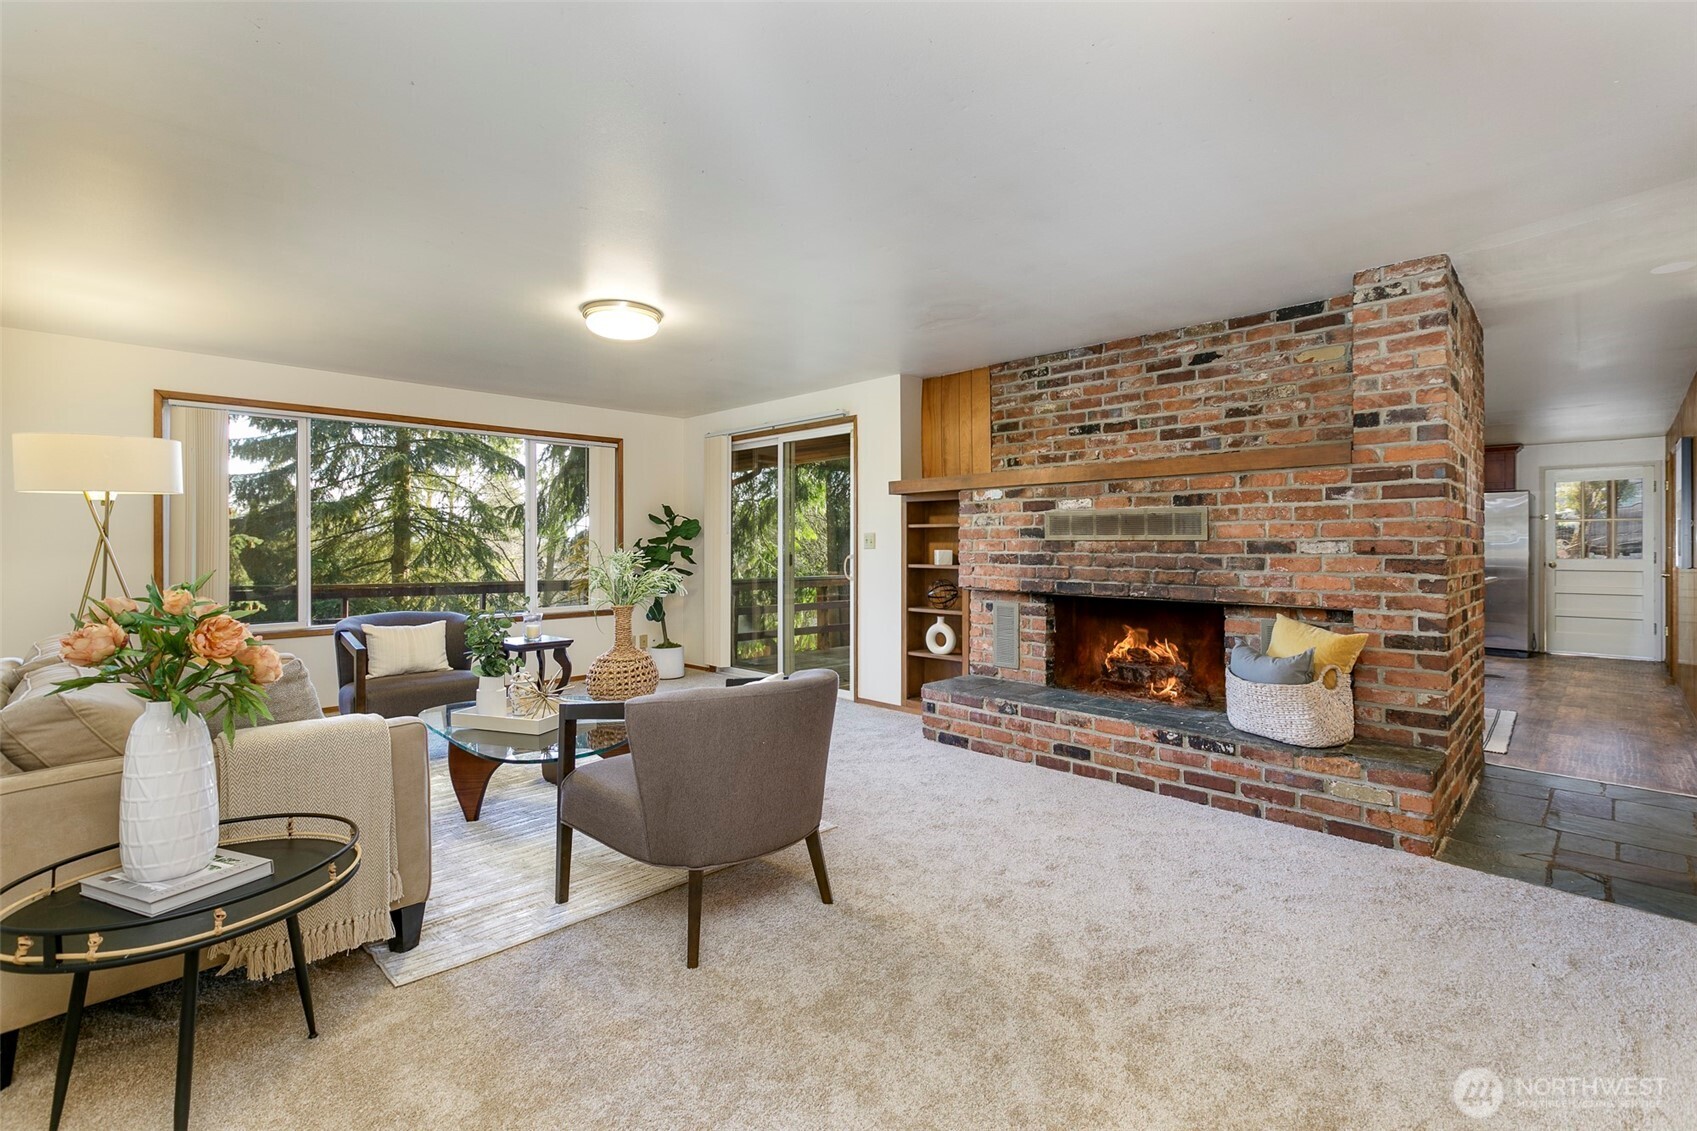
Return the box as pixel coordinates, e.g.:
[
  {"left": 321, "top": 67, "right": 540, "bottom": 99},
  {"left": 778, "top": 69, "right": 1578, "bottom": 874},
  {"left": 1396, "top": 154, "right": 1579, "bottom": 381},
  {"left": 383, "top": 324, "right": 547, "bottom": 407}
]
[
  {"left": 805, "top": 830, "right": 833, "bottom": 905},
  {"left": 389, "top": 904, "right": 424, "bottom": 953},
  {"left": 555, "top": 823, "right": 573, "bottom": 904},
  {"left": 686, "top": 870, "right": 703, "bottom": 968}
]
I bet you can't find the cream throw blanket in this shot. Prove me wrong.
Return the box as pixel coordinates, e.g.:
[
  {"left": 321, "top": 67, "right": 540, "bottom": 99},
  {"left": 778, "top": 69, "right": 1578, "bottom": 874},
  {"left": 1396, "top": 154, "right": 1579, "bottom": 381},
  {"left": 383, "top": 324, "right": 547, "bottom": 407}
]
[{"left": 209, "top": 715, "right": 401, "bottom": 979}]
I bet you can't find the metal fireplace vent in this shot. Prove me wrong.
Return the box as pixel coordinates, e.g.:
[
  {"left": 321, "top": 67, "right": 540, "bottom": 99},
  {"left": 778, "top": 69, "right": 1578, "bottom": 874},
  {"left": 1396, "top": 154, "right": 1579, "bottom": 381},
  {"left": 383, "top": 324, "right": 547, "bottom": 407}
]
[{"left": 1042, "top": 506, "right": 1208, "bottom": 541}]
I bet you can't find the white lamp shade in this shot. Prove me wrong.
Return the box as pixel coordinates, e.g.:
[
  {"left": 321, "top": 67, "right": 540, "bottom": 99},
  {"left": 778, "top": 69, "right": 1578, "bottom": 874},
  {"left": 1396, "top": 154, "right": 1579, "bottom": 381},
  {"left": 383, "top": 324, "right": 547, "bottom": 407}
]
[{"left": 13, "top": 433, "right": 184, "bottom": 495}]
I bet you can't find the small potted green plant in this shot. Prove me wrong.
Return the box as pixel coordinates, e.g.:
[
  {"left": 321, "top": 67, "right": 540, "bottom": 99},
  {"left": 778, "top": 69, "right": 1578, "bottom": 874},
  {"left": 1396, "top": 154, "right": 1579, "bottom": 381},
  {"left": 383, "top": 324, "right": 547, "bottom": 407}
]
[
  {"left": 465, "top": 611, "right": 522, "bottom": 715},
  {"left": 634, "top": 505, "right": 700, "bottom": 680}
]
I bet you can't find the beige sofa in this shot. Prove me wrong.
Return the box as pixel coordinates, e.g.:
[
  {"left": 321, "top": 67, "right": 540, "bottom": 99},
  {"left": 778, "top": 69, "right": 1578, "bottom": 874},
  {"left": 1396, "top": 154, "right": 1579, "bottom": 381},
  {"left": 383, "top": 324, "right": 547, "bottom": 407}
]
[{"left": 0, "top": 648, "right": 431, "bottom": 1087}]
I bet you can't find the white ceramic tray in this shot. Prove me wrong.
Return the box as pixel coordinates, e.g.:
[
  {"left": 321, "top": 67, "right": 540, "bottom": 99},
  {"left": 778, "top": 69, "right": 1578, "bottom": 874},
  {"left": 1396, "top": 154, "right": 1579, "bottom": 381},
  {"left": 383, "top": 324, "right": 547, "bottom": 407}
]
[{"left": 452, "top": 706, "right": 558, "bottom": 735}]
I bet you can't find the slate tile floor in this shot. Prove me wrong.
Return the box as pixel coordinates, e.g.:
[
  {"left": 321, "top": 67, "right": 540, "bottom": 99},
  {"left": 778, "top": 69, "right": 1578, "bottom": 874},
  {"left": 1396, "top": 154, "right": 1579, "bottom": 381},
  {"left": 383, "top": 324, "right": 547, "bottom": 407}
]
[{"left": 1440, "top": 764, "right": 1697, "bottom": 922}]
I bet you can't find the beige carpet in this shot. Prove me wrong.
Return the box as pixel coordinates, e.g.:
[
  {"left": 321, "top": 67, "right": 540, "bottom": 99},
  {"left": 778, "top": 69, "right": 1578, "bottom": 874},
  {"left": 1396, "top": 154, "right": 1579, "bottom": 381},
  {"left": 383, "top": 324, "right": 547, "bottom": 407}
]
[
  {"left": 3, "top": 690, "right": 1694, "bottom": 1129},
  {"left": 369, "top": 724, "right": 835, "bottom": 985}
]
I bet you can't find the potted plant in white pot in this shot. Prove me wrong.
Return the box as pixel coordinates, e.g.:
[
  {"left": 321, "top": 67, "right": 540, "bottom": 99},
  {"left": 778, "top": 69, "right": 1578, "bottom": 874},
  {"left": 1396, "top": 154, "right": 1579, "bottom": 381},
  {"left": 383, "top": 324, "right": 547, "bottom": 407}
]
[
  {"left": 635, "top": 505, "right": 700, "bottom": 680},
  {"left": 584, "top": 545, "right": 686, "bottom": 700},
  {"left": 465, "top": 611, "right": 521, "bottom": 715}
]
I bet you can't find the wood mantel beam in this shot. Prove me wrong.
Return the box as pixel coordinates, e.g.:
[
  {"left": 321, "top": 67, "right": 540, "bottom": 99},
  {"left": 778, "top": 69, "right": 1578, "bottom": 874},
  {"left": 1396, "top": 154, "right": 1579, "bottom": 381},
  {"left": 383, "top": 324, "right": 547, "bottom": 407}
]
[{"left": 888, "top": 441, "right": 1352, "bottom": 495}]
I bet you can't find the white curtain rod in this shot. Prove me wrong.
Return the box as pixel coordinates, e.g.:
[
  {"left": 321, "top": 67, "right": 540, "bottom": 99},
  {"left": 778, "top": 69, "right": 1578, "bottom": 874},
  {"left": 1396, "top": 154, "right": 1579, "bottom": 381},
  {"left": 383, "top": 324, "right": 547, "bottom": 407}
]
[{"left": 705, "top": 411, "right": 848, "bottom": 439}]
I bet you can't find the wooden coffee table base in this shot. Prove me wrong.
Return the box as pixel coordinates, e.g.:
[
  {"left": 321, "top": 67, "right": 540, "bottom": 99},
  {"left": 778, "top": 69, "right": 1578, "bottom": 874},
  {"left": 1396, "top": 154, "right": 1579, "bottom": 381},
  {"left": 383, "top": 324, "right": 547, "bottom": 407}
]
[{"left": 446, "top": 743, "right": 502, "bottom": 821}]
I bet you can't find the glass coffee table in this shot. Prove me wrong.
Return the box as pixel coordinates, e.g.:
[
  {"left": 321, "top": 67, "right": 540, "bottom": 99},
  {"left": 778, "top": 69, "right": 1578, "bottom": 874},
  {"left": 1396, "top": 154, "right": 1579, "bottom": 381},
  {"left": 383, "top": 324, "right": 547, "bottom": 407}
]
[{"left": 419, "top": 698, "right": 629, "bottom": 822}]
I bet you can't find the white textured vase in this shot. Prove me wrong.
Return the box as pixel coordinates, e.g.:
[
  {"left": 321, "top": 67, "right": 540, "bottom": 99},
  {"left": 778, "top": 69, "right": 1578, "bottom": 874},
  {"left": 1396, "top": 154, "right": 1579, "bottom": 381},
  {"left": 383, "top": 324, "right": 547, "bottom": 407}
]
[
  {"left": 476, "top": 674, "right": 509, "bottom": 716},
  {"left": 925, "top": 616, "right": 958, "bottom": 656},
  {"left": 120, "top": 701, "right": 220, "bottom": 883}
]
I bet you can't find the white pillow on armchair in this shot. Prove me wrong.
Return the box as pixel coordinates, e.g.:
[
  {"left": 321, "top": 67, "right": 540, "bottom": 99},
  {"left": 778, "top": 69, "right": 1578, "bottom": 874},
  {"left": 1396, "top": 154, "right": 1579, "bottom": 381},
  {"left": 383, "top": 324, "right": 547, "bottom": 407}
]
[{"left": 362, "top": 622, "right": 452, "bottom": 679}]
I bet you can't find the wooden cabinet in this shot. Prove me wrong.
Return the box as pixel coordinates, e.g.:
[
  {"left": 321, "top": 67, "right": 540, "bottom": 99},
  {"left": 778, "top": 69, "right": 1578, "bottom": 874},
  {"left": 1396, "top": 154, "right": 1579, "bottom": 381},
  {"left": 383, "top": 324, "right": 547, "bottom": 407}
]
[
  {"left": 901, "top": 492, "right": 966, "bottom": 710},
  {"left": 1484, "top": 445, "right": 1522, "bottom": 492}
]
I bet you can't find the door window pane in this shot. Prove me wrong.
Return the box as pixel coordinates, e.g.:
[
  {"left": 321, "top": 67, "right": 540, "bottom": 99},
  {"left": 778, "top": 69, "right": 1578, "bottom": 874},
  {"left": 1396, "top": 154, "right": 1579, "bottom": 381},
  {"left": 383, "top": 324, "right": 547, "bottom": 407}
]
[
  {"left": 1614, "top": 479, "right": 1644, "bottom": 519},
  {"left": 1553, "top": 477, "right": 1646, "bottom": 561},
  {"left": 535, "top": 442, "right": 590, "bottom": 607},
  {"left": 1615, "top": 521, "right": 1644, "bottom": 559},
  {"left": 787, "top": 433, "right": 853, "bottom": 687},
  {"left": 1554, "top": 521, "right": 1580, "bottom": 560},
  {"left": 228, "top": 414, "right": 299, "bottom": 623},
  {"left": 731, "top": 445, "right": 780, "bottom": 672}
]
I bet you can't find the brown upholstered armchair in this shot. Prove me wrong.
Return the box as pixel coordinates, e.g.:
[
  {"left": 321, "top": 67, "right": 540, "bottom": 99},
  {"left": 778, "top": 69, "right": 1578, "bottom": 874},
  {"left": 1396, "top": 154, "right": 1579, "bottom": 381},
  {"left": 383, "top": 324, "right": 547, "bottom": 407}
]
[
  {"left": 554, "top": 670, "right": 839, "bottom": 967},
  {"left": 334, "top": 611, "right": 480, "bottom": 717}
]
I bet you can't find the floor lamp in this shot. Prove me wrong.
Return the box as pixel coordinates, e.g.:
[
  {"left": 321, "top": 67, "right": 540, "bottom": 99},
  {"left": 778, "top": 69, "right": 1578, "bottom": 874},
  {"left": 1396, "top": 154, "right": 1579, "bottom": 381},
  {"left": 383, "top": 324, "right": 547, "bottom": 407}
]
[{"left": 12, "top": 433, "right": 184, "bottom": 617}]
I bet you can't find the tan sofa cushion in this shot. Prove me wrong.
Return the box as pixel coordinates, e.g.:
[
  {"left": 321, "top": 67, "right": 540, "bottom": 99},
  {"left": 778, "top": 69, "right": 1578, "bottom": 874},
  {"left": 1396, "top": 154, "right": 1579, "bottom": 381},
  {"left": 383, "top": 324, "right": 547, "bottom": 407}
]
[
  {"left": 206, "top": 654, "right": 324, "bottom": 734},
  {"left": 0, "top": 679, "right": 144, "bottom": 772}
]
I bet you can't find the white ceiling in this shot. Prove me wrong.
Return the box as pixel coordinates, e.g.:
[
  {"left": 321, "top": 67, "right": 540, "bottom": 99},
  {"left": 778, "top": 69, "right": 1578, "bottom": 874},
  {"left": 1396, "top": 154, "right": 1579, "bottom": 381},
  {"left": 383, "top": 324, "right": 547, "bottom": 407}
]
[{"left": 2, "top": 3, "right": 1694, "bottom": 441}]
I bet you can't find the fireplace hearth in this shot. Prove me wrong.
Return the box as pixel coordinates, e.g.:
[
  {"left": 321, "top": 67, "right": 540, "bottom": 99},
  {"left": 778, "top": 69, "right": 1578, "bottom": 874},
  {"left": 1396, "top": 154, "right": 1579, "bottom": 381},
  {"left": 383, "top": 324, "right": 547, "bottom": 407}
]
[{"left": 1050, "top": 597, "right": 1225, "bottom": 708}]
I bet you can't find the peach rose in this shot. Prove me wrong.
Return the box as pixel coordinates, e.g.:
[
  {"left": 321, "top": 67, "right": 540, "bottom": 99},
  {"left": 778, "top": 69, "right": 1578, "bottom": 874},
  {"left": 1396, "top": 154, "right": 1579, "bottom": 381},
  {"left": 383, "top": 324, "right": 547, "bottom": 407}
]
[
  {"left": 60, "top": 620, "right": 125, "bottom": 666},
  {"left": 95, "top": 596, "right": 139, "bottom": 619},
  {"left": 235, "top": 643, "right": 283, "bottom": 685},
  {"left": 159, "top": 588, "right": 197, "bottom": 616},
  {"left": 188, "top": 614, "right": 248, "bottom": 663}
]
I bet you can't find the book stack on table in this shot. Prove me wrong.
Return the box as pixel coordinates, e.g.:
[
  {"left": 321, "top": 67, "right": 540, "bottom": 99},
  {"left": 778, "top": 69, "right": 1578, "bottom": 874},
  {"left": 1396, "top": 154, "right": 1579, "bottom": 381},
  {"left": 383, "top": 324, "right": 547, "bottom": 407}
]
[{"left": 80, "top": 850, "right": 274, "bottom": 916}]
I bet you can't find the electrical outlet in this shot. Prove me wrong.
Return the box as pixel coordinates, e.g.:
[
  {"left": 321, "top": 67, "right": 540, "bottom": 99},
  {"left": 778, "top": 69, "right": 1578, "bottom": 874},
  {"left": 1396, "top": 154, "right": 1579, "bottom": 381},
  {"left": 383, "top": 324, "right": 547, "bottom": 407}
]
[
  {"left": 638, "top": 633, "right": 649, "bottom": 648},
  {"left": 863, "top": 533, "right": 876, "bottom": 550}
]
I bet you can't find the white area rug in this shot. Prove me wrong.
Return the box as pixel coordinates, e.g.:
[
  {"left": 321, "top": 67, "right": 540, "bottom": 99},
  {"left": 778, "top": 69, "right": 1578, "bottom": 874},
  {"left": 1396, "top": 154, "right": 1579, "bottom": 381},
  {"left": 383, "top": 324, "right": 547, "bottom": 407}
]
[
  {"left": 1483, "top": 707, "right": 1518, "bottom": 755},
  {"left": 369, "top": 704, "right": 833, "bottom": 986}
]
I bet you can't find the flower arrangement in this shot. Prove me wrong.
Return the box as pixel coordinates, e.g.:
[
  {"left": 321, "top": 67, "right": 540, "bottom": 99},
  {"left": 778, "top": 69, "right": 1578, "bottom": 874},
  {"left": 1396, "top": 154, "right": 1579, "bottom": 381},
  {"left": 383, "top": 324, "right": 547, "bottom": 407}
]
[
  {"left": 53, "top": 574, "right": 283, "bottom": 740},
  {"left": 585, "top": 545, "right": 686, "bottom": 610}
]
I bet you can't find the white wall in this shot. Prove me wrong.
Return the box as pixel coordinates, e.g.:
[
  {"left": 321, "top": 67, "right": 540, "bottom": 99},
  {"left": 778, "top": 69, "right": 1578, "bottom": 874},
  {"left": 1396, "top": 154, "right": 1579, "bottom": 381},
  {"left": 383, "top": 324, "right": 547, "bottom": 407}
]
[
  {"left": 674, "top": 374, "right": 922, "bottom": 705},
  {"left": 1511, "top": 436, "right": 1668, "bottom": 654},
  {"left": 0, "top": 328, "right": 691, "bottom": 703}
]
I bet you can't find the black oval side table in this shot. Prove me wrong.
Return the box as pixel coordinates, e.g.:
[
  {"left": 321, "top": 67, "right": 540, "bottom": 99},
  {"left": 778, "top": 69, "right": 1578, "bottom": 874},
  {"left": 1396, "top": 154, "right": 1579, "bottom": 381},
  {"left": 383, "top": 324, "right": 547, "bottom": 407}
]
[{"left": 0, "top": 813, "right": 360, "bottom": 1131}]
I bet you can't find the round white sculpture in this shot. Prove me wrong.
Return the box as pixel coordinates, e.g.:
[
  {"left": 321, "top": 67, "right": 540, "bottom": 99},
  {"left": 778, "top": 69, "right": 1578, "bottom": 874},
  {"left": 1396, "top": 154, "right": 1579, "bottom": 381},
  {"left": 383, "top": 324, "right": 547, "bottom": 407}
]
[
  {"left": 924, "top": 616, "right": 958, "bottom": 656},
  {"left": 120, "top": 701, "right": 220, "bottom": 883}
]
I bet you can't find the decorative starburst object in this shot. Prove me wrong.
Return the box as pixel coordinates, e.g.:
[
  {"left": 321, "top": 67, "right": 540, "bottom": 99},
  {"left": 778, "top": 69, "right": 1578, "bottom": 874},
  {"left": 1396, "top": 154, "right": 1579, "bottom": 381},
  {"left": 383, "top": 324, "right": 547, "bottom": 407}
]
[{"left": 507, "top": 671, "right": 562, "bottom": 718}]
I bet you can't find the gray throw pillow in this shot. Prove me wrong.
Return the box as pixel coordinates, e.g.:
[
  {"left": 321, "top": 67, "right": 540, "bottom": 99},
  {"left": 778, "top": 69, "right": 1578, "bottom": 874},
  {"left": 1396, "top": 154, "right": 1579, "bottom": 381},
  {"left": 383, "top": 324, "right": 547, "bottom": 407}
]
[
  {"left": 1229, "top": 644, "right": 1315, "bottom": 686},
  {"left": 205, "top": 654, "right": 325, "bottom": 735}
]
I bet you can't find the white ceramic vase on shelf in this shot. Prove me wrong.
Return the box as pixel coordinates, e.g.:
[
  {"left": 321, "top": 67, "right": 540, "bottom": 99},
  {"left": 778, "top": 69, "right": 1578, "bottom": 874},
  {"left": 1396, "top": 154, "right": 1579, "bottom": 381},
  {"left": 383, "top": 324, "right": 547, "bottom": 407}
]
[
  {"left": 476, "top": 673, "right": 509, "bottom": 716},
  {"left": 119, "top": 701, "right": 220, "bottom": 883},
  {"left": 925, "top": 616, "right": 958, "bottom": 656}
]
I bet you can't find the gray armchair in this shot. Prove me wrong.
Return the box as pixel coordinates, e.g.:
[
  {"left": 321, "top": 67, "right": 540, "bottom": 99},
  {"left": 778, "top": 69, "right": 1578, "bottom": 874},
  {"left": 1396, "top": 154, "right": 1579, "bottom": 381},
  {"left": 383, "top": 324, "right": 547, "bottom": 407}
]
[
  {"left": 554, "top": 670, "right": 839, "bottom": 967},
  {"left": 334, "top": 611, "right": 480, "bottom": 717}
]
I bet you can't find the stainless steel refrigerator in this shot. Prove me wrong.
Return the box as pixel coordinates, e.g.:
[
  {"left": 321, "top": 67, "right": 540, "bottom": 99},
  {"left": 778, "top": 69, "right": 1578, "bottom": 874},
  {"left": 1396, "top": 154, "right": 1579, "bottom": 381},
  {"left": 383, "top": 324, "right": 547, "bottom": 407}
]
[{"left": 1484, "top": 491, "right": 1533, "bottom": 655}]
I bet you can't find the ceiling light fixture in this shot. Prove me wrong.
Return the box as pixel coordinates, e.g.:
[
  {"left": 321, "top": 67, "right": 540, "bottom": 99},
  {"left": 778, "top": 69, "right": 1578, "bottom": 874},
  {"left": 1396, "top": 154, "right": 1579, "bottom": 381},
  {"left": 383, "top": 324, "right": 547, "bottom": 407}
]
[
  {"left": 1649, "top": 260, "right": 1695, "bottom": 275},
  {"left": 579, "top": 299, "right": 663, "bottom": 341}
]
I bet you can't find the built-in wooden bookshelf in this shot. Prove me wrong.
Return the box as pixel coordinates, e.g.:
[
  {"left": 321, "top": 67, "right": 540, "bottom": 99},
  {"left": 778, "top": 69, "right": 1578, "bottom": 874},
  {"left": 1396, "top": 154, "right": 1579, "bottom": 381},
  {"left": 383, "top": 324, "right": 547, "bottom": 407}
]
[{"left": 901, "top": 491, "right": 966, "bottom": 711}]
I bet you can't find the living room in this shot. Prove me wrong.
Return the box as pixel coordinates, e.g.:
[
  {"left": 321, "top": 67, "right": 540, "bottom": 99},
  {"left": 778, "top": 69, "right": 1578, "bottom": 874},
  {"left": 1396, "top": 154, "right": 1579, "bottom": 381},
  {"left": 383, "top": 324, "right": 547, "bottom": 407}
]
[{"left": 2, "top": 4, "right": 1694, "bottom": 1128}]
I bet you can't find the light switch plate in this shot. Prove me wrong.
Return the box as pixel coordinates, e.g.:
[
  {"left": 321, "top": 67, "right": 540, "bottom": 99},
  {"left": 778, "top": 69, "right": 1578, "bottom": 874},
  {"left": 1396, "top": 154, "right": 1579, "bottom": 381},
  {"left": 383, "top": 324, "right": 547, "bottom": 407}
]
[{"left": 863, "top": 533, "right": 876, "bottom": 549}]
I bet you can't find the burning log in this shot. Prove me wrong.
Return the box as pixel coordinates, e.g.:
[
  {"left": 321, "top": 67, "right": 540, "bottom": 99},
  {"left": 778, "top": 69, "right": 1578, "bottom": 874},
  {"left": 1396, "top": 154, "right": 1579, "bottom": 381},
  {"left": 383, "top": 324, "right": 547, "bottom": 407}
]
[{"left": 1102, "top": 625, "right": 1194, "bottom": 703}]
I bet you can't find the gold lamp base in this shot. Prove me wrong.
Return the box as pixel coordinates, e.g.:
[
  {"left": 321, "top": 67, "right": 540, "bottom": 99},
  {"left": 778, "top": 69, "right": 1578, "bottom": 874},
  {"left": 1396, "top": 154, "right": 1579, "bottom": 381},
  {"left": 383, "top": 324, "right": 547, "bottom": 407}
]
[{"left": 78, "top": 491, "right": 133, "bottom": 618}]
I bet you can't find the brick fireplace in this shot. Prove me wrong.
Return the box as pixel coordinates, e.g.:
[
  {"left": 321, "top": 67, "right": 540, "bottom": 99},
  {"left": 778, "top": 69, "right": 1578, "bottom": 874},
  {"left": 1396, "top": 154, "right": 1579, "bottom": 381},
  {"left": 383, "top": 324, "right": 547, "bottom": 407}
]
[{"left": 920, "top": 254, "right": 1485, "bottom": 855}]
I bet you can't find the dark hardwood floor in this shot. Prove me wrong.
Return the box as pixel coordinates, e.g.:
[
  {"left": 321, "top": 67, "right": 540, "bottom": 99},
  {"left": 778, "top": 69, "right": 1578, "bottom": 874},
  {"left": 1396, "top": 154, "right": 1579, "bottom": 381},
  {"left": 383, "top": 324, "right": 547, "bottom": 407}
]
[{"left": 1484, "top": 653, "right": 1697, "bottom": 796}]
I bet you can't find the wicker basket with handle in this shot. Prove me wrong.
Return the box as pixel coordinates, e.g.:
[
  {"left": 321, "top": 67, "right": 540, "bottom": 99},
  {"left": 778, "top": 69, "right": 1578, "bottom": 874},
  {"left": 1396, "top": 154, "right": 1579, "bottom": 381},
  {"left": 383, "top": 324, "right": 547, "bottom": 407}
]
[{"left": 1224, "top": 664, "right": 1354, "bottom": 748}]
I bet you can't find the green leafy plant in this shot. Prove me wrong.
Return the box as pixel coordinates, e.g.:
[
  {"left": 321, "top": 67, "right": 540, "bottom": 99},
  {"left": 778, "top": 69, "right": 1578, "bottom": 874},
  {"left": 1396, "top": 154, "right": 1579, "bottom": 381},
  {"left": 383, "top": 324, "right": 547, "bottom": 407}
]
[
  {"left": 634, "top": 506, "right": 700, "bottom": 647},
  {"left": 465, "top": 611, "right": 521, "bottom": 677},
  {"left": 585, "top": 545, "right": 685, "bottom": 612},
  {"left": 51, "top": 574, "right": 282, "bottom": 741}
]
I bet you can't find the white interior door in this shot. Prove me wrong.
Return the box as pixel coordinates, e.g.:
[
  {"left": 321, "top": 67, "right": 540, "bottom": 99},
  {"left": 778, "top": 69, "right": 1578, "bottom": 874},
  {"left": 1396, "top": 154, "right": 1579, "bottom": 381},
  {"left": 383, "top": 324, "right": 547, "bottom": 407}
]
[{"left": 1543, "top": 465, "right": 1662, "bottom": 660}]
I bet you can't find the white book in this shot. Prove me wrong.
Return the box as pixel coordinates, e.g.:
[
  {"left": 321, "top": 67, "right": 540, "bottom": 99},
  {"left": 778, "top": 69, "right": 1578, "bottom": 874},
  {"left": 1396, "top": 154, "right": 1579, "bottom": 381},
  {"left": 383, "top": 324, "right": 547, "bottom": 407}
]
[{"left": 80, "top": 850, "right": 274, "bottom": 917}]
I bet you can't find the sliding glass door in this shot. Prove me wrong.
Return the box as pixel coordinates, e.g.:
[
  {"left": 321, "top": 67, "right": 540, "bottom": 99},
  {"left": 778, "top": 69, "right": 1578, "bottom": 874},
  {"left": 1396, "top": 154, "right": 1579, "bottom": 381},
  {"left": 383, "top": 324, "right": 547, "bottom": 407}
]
[{"left": 730, "top": 425, "right": 854, "bottom": 691}]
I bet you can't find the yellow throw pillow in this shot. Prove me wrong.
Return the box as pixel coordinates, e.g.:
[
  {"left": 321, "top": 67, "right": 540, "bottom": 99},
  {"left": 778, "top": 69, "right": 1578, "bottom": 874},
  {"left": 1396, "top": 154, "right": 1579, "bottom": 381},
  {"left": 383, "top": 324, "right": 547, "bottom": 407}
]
[{"left": 1265, "top": 614, "right": 1368, "bottom": 674}]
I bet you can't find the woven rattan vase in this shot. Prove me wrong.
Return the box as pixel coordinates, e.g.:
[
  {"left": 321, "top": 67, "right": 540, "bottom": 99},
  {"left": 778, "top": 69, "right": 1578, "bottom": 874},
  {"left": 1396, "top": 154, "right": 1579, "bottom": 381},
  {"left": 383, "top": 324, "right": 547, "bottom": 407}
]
[{"left": 586, "top": 604, "right": 659, "bottom": 701}]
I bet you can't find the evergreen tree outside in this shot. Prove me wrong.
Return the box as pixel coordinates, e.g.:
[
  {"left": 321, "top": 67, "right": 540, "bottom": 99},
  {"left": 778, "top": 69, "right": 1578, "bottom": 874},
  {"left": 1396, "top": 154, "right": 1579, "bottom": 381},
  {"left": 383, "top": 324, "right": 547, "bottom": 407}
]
[{"left": 226, "top": 412, "right": 592, "bottom": 624}]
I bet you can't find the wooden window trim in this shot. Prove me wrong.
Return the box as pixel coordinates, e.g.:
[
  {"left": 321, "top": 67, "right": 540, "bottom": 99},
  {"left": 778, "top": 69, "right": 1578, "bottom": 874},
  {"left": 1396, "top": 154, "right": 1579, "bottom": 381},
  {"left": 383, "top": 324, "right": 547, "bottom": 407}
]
[{"left": 152, "top": 389, "right": 625, "bottom": 620}]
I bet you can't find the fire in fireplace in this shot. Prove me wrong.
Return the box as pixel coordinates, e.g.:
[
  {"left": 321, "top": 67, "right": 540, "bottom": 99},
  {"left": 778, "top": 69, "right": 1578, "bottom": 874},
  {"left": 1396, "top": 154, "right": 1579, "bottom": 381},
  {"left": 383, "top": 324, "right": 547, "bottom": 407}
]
[{"left": 1050, "top": 597, "right": 1226, "bottom": 708}]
